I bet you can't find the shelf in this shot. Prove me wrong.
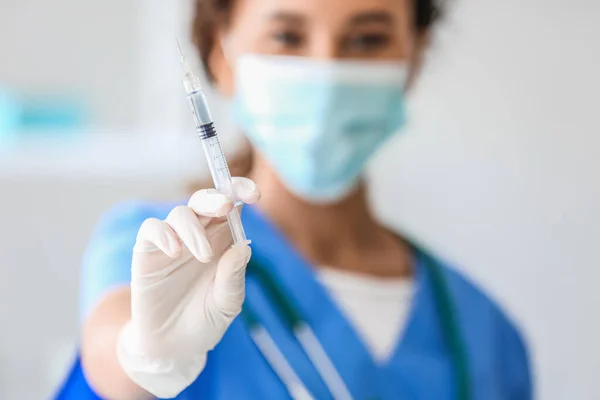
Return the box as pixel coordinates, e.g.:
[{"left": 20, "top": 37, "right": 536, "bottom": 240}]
[{"left": 0, "top": 129, "right": 223, "bottom": 182}]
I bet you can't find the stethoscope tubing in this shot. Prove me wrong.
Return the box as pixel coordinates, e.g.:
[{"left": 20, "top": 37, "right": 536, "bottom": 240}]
[{"left": 242, "top": 246, "right": 471, "bottom": 400}]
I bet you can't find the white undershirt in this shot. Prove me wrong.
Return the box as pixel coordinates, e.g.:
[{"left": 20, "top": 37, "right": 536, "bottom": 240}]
[{"left": 316, "top": 268, "right": 414, "bottom": 362}]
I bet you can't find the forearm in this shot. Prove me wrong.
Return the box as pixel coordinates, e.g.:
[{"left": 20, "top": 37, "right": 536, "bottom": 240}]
[{"left": 81, "top": 286, "right": 153, "bottom": 400}]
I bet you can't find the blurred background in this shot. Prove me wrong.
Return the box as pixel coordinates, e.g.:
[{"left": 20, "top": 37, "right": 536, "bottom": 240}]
[{"left": 0, "top": 0, "right": 598, "bottom": 398}]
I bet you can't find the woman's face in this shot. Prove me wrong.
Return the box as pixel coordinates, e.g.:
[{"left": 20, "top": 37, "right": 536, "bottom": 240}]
[{"left": 212, "top": 0, "right": 416, "bottom": 94}]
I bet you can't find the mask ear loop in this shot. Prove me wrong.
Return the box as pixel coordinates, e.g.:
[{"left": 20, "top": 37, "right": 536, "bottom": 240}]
[
  {"left": 219, "top": 35, "right": 236, "bottom": 65},
  {"left": 403, "top": 27, "right": 426, "bottom": 92},
  {"left": 217, "top": 35, "right": 254, "bottom": 155},
  {"left": 217, "top": 35, "right": 240, "bottom": 91}
]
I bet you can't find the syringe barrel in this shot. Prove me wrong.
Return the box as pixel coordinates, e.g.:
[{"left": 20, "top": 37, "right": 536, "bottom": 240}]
[
  {"left": 188, "top": 90, "right": 248, "bottom": 245},
  {"left": 199, "top": 135, "right": 234, "bottom": 197},
  {"left": 186, "top": 90, "right": 213, "bottom": 127},
  {"left": 225, "top": 207, "right": 247, "bottom": 246}
]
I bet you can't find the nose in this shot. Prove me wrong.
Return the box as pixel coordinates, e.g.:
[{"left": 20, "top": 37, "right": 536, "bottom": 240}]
[{"left": 310, "top": 32, "right": 340, "bottom": 60}]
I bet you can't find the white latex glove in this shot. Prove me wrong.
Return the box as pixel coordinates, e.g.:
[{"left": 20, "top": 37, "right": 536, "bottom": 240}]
[{"left": 117, "top": 177, "right": 260, "bottom": 399}]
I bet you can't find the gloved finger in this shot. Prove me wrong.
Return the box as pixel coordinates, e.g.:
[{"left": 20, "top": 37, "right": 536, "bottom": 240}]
[
  {"left": 165, "top": 206, "right": 214, "bottom": 263},
  {"left": 231, "top": 177, "right": 261, "bottom": 205},
  {"left": 134, "top": 217, "right": 182, "bottom": 258},
  {"left": 188, "top": 190, "right": 235, "bottom": 221},
  {"left": 211, "top": 243, "right": 251, "bottom": 316},
  {"left": 187, "top": 178, "right": 260, "bottom": 216}
]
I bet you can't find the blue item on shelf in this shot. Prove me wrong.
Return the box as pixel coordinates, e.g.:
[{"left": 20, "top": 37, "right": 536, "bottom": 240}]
[{"left": 0, "top": 87, "right": 86, "bottom": 145}]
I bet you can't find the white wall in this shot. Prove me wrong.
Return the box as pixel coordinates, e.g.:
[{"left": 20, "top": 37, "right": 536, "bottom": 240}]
[
  {"left": 370, "top": 0, "right": 600, "bottom": 398},
  {"left": 0, "top": 0, "right": 140, "bottom": 127},
  {"left": 0, "top": 0, "right": 598, "bottom": 399}
]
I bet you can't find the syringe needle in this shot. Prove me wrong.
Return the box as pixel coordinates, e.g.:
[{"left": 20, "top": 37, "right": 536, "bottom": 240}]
[
  {"left": 176, "top": 39, "right": 184, "bottom": 57},
  {"left": 176, "top": 39, "right": 196, "bottom": 81}
]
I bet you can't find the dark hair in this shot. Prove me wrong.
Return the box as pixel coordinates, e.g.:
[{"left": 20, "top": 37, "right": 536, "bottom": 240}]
[{"left": 192, "top": 0, "right": 444, "bottom": 81}]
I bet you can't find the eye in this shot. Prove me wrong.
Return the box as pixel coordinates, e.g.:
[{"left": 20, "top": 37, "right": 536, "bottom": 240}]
[
  {"left": 345, "top": 33, "right": 391, "bottom": 52},
  {"left": 271, "top": 30, "right": 304, "bottom": 48}
]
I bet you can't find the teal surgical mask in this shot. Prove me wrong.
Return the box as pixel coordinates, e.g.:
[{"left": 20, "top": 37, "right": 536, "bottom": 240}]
[{"left": 233, "top": 54, "right": 408, "bottom": 203}]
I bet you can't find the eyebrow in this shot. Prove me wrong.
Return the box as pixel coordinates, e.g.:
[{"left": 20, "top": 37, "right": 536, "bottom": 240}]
[
  {"left": 267, "top": 11, "right": 306, "bottom": 25},
  {"left": 348, "top": 11, "right": 394, "bottom": 26}
]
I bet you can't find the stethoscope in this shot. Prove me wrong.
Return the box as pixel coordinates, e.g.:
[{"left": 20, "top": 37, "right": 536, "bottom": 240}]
[{"left": 239, "top": 245, "right": 471, "bottom": 400}]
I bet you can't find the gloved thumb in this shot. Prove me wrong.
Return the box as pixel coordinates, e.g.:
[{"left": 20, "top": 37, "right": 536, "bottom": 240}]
[{"left": 211, "top": 243, "right": 251, "bottom": 317}]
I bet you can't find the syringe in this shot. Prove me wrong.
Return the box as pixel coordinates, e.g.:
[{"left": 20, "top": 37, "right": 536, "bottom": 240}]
[{"left": 177, "top": 41, "right": 248, "bottom": 245}]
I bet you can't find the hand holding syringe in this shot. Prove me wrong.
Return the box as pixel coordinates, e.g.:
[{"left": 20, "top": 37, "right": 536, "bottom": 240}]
[{"left": 117, "top": 43, "right": 256, "bottom": 399}]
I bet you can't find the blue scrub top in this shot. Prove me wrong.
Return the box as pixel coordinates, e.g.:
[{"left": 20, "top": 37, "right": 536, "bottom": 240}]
[{"left": 56, "top": 201, "right": 532, "bottom": 400}]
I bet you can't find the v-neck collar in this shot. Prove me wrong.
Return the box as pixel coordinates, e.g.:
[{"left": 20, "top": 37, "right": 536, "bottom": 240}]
[{"left": 242, "top": 205, "right": 446, "bottom": 399}]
